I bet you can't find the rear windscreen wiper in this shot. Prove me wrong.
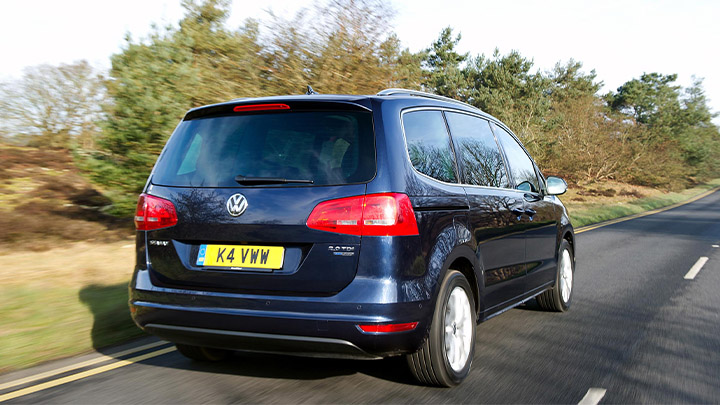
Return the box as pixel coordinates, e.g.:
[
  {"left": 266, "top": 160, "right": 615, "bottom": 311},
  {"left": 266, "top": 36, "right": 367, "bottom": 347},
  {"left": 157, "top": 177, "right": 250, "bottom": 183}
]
[{"left": 234, "top": 175, "right": 314, "bottom": 185}]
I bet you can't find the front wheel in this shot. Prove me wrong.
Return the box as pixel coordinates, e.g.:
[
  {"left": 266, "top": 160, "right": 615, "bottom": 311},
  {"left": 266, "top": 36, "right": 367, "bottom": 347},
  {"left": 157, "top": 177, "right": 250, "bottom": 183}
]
[
  {"left": 407, "top": 270, "right": 476, "bottom": 387},
  {"left": 537, "top": 239, "right": 574, "bottom": 312}
]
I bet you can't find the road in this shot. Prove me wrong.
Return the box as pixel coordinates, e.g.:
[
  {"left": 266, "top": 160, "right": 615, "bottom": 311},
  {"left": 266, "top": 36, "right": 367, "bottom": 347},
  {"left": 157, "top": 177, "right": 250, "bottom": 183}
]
[{"left": 2, "top": 189, "right": 720, "bottom": 403}]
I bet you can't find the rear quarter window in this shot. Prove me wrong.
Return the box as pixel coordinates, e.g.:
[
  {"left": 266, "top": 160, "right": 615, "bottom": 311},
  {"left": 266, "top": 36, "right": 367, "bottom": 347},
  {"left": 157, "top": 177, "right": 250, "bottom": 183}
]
[{"left": 402, "top": 110, "right": 458, "bottom": 183}]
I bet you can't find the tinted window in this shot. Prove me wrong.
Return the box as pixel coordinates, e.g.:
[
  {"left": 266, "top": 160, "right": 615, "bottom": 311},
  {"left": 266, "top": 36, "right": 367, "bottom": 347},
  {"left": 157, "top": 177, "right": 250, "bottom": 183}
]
[
  {"left": 152, "top": 111, "right": 375, "bottom": 187},
  {"left": 403, "top": 110, "right": 457, "bottom": 183},
  {"left": 445, "top": 112, "right": 509, "bottom": 188},
  {"left": 492, "top": 123, "right": 540, "bottom": 193}
]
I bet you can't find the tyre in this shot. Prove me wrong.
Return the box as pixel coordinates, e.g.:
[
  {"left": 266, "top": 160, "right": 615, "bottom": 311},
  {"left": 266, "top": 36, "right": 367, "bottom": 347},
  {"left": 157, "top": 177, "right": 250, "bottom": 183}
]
[
  {"left": 175, "top": 344, "right": 231, "bottom": 361},
  {"left": 407, "top": 270, "right": 476, "bottom": 387},
  {"left": 536, "top": 239, "right": 574, "bottom": 312}
]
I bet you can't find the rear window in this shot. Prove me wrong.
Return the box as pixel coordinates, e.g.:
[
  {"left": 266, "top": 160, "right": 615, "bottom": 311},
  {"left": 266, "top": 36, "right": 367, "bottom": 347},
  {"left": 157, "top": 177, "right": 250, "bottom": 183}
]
[{"left": 152, "top": 111, "right": 375, "bottom": 187}]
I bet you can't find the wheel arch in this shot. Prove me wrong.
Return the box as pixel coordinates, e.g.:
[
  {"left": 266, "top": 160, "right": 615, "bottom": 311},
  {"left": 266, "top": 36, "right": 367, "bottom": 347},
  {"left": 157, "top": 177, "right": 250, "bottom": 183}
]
[{"left": 435, "top": 245, "right": 482, "bottom": 317}]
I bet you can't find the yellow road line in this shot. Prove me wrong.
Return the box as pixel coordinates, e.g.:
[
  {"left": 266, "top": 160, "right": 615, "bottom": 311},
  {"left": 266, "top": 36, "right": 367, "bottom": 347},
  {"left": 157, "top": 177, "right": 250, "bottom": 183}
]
[
  {"left": 575, "top": 187, "right": 719, "bottom": 234},
  {"left": 0, "top": 347, "right": 176, "bottom": 402},
  {"left": 0, "top": 340, "right": 167, "bottom": 392}
]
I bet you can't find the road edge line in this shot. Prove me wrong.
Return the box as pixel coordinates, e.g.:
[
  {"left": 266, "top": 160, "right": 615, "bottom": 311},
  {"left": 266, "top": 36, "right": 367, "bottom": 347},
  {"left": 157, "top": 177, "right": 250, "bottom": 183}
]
[
  {"left": 0, "top": 340, "right": 167, "bottom": 392},
  {"left": 0, "top": 346, "right": 176, "bottom": 402}
]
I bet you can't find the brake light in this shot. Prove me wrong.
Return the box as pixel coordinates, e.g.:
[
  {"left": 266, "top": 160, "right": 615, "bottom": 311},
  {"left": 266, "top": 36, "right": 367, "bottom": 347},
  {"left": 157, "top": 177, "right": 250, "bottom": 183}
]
[
  {"left": 134, "top": 194, "right": 178, "bottom": 231},
  {"left": 358, "top": 322, "right": 418, "bottom": 333},
  {"left": 233, "top": 103, "right": 290, "bottom": 112},
  {"left": 306, "top": 193, "right": 419, "bottom": 236}
]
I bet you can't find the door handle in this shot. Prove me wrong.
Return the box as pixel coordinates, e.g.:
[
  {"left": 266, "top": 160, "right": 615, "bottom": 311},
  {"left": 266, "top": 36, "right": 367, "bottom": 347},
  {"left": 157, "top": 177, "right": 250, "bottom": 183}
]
[{"left": 511, "top": 206, "right": 524, "bottom": 220}]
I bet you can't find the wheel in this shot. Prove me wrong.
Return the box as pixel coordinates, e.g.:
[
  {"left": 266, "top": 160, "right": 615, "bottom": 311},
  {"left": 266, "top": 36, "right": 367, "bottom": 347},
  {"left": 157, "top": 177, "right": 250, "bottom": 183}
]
[
  {"left": 407, "top": 270, "right": 476, "bottom": 387},
  {"left": 175, "top": 343, "right": 231, "bottom": 361},
  {"left": 536, "top": 239, "right": 574, "bottom": 312}
]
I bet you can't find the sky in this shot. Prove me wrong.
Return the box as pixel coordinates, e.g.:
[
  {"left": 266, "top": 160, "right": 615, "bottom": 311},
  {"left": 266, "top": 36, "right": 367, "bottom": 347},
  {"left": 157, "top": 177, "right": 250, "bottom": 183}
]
[{"left": 2, "top": 0, "right": 719, "bottom": 122}]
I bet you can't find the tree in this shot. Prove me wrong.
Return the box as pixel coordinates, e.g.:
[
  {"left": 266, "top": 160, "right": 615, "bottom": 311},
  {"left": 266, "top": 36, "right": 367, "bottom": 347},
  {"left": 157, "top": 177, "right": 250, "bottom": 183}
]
[
  {"left": 0, "top": 61, "right": 105, "bottom": 149},
  {"left": 262, "top": 0, "right": 410, "bottom": 94},
  {"left": 92, "top": 0, "right": 265, "bottom": 213},
  {"left": 606, "top": 73, "right": 680, "bottom": 127},
  {"left": 422, "top": 27, "right": 468, "bottom": 99},
  {"left": 607, "top": 73, "right": 720, "bottom": 180},
  {"left": 463, "top": 50, "right": 551, "bottom": 160}
]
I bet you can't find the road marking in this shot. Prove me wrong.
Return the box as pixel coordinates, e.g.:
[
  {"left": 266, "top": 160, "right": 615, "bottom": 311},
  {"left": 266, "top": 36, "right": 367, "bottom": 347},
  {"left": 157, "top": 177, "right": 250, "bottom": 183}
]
[
  {"left": 713, "top": 245, "right": 719, "bottom": 248},
  {"left": 578, "top": 388, "right": 607, "bottom": 405},
  {"left": 684, "top": 257, "right": 709, "bottom": 280},
  {"left": 0, "top": 346, "right": 176, "bottom": 402},
  {"left": 576, "top": 187, "right": 720, "bottom": 234},
  {"left": 0, "top": 340, "right": 167, "bottom": 392}
]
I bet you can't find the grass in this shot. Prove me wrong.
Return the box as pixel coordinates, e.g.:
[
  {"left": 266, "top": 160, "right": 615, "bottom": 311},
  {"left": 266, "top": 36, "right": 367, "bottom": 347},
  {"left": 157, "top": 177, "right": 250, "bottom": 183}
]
[
  {"left": 563, "top": 179, "right": 720, "bottom": 228},
  {"left": 0, "top": 241, "right": 143, "bottom": 373}
]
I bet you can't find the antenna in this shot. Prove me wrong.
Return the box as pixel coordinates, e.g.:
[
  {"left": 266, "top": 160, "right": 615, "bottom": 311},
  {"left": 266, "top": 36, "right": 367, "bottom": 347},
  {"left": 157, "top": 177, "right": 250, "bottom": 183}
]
[{"left": 306, "top": 85, "right": 318, "bottom": 95}]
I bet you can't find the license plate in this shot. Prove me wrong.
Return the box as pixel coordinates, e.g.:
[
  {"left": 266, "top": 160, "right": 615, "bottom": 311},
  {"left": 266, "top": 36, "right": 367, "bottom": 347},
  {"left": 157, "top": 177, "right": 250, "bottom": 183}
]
[{"left": 196, "top": 244, "right": 284, "bottom": 270}]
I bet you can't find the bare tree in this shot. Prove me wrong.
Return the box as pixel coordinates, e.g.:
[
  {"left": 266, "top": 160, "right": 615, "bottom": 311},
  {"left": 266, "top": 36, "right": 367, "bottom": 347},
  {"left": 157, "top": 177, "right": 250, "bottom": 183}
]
[{"left": 0, "top": 60, "right": 106, "bottom": 149}]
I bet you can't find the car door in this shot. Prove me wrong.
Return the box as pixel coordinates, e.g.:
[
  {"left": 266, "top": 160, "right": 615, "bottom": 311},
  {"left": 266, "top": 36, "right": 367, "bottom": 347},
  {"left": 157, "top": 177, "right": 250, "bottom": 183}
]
[
  {"left": 491, "top": 123, "right": 558, "bottom": 295},
  {"left": 523, "top": 165, "right": 560, "bottom": 292},
  {"left": 445, "top": 111, "right": 527, "bottom": 313}
]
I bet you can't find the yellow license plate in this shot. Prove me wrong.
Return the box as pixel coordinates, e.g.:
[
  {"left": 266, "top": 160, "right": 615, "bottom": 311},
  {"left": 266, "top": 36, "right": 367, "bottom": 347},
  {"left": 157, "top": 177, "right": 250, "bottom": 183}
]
[{"left": 196, "top": 244, "right": 284, "bottom": 269}]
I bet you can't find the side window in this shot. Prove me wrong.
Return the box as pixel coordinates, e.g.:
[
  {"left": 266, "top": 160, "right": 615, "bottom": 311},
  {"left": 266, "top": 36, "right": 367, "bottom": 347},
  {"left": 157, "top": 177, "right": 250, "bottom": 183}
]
[
  {"left": 445, "top": 112, "right": 510, "bottom": 188},
  {"left": 403, "top": 110, "right": 458, "bottom": 183},
  {"left": 492, "top": 123, "right": 540, "bottom": 193}
]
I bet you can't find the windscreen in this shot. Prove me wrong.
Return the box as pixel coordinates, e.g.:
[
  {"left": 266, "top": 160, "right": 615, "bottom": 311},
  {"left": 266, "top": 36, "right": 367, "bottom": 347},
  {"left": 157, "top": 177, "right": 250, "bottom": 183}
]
[{"left": 152, "top": 111, "right": 376, "bottom": 187}]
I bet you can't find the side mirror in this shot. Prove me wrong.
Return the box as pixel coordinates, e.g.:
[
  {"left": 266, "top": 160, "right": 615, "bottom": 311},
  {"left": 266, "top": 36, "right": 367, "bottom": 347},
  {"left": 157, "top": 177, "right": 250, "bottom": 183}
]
[{"left": 546, "top": 176, "right": 567, "bottom": 195}]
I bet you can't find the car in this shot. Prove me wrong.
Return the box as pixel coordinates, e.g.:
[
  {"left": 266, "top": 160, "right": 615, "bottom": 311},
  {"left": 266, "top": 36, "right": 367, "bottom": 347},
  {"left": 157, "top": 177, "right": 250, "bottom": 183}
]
[{"left": 129, "top": 88, "right": 575, "bottom": 387}]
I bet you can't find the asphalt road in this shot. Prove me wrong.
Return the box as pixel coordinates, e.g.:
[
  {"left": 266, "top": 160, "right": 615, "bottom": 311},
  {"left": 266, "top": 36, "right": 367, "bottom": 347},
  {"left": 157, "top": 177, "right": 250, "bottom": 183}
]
[{"left": 3, "top": 189, "right": 720, "bottom": 404}]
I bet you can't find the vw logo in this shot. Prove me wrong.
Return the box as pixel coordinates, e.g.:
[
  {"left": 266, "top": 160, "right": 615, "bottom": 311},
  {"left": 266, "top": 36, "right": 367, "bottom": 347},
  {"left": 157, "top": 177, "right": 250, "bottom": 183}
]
[{"left": 226, "top": 193, "right": 248, "bottom": 216}]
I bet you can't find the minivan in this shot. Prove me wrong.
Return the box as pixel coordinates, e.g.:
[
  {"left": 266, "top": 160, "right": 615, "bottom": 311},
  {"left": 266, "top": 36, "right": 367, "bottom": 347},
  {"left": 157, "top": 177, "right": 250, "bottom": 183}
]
[{"left": 129, "top": 88, "right": 575, "bottom": 386}]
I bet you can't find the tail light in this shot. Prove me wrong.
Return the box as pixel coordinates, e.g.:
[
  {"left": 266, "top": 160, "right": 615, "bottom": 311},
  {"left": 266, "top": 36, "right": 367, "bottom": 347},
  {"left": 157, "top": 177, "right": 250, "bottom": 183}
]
[
  {"left": 134, "top": 194, "right": 178, "bottom": 231},
  {"left": 233, "top": 103, "right": 290, "bottom": 112},
  {"left": 306, "top": 193, "right": 419, "bottom": 236},
  {"left": 358, "top": 322, "right": 418, "bottom": 333}
]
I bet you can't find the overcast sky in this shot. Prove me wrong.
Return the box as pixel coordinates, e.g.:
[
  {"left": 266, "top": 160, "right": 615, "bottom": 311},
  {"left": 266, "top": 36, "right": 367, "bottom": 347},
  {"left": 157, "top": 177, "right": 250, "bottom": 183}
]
[{"left": 2, "top": 0, "right": 719, "bottom": 122}]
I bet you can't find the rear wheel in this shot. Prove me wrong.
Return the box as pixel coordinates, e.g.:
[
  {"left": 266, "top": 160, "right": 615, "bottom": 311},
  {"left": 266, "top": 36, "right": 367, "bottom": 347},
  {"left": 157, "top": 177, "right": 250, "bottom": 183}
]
[
  {"left": 536, "top": 239, "right": 574, "bottom": 312},
  {"left": 407, "top": 270, "right": 476, "bottom": 387},
  {"left": 175, "top": 344, "right": 231, "bottom": 362}
]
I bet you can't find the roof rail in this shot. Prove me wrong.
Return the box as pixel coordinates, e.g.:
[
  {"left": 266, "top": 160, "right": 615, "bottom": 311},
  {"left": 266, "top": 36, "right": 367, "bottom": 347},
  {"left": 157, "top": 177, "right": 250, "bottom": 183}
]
[{"left": 377, "top": 88, "right": 477, "bottom": 110}]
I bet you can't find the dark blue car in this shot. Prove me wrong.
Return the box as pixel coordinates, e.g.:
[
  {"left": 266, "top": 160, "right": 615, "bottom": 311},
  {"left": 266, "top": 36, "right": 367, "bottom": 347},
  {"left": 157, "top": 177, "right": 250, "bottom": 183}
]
[{"left": 129, "top": 89, "right": 575, "bottom": 386}]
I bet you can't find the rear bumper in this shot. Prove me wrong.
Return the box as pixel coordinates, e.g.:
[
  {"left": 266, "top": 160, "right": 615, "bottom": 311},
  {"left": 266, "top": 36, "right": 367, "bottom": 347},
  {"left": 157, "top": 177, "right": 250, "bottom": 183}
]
[
  {"left": 130, "top": 269, "right": 433, "bottom": 359},
  {"left": 144, "top": 324, "right": 380, "bottom": 359}
]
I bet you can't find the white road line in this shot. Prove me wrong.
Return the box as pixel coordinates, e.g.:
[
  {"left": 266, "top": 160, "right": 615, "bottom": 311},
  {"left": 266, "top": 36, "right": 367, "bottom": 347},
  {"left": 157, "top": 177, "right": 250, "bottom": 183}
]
[
  {"left": 712, "top": 245, "right": 719, "bottom": 248},
  {"left": 684, "top": 257, "right": 709, "bottom": 280},
  {"left": 578, "top": 388, "right": 607, "bottom": 405}
]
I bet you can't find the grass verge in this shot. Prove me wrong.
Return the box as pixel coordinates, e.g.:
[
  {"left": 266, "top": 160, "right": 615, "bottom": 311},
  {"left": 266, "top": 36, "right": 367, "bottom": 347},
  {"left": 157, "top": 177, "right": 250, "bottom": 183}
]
[
  {"left": 0, "top": 241, "right": 143, "bottom": 373},
  {"left": 565, "top": 179, "right": 720, "bottom": 228}
]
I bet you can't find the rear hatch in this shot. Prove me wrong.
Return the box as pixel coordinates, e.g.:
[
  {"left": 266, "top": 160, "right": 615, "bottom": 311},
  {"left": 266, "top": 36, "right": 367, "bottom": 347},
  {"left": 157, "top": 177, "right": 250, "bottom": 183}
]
[{"left": 140, "top": 100, "right": 376, "bottom": 295}]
